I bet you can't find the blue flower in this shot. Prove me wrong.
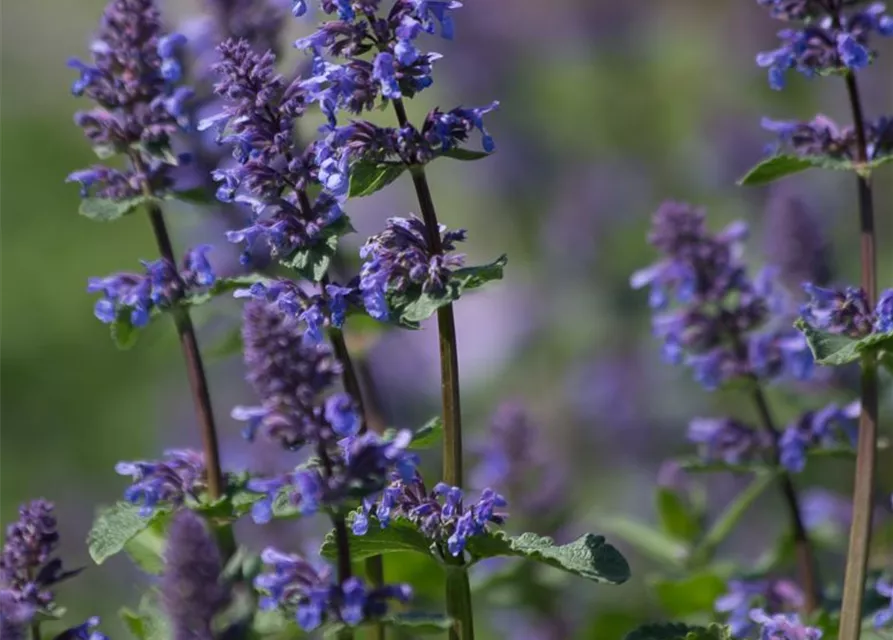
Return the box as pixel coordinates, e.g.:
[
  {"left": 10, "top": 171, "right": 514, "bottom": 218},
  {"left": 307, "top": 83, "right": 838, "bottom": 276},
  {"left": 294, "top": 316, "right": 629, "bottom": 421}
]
[
  {"left": 749, "top": 609, "right": 822, "bottom": 640},
  {"left": 292, "top": 0, "right": 308, "bottom": 17},
  {"left": 115, "top": 449, "right": 206, "bottom": 516},
  {"left": 836, "top": 33, "right": 870, "bottom": 69},
  {"left": 325, "top": 393, "right": 360, "bottom": 437},
  {"left": 875, "top": 289, "right": 893, "bottom": 333},
  {"left": 372, "top": 52, "right": 402, "bottom": 99},
  {"left": 875, "top": 577, "right": 893, "bottom": 629},
  {"left": 54, "top": 616, "right": 109, "bottom": 640}
]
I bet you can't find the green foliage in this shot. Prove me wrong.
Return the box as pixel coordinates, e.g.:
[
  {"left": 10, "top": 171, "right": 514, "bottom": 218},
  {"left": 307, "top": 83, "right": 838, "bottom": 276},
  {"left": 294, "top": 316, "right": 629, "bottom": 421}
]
[
  {"left": 695, "top": 472, "right": 777, "bottom": 561},
  {"left": 738, "top": 153, "right": 893, "bottom": 186},
  {"left": 440, "top": 148, "right": 492, "bottom": 161},
  {"left": 78, "top": 195, "right": 154, "bottom": 222},
  {"left": 465, "top": 531, "right": 630, "bottom": 584},
  {"left": 601, "top": 517, "right": 688, "bottom": 567},
  {"left": 87, "top": 502, "right": 171, "bottom": 566},
  {"left": 279, "top": 217, "right": 355, "bottom": 281},
  {"left": 655, "top": 488, "right": 701, "bottom": 544},
  {"left": 795, "top": 318, "right": 893, "bottom": 366},
  {"left": 122, "top": 515, "right": 169, "bottom": 575},
  {"left": 320, "top": 517, "right": 433, "bottom": 561},
  {"left": 321, "top": 613, "right": 455, "bottom": 637},
  {"left": 388, "top": 255, "right": 508, "bottom": 327},
  {"left": 349, "top": 161, "right": 407, "bottom": 198},
  {"left": 624, "top": 623, "right": 732, "bottom": 640},
  {"left": 381, "top": 416, "right": 444, "bottom": 450},
  {"left": 650, "top": 572, "right": 727, "bottom": 617},
  {"left": 119, "top": 591, "right": 171, "bottom": 640}
]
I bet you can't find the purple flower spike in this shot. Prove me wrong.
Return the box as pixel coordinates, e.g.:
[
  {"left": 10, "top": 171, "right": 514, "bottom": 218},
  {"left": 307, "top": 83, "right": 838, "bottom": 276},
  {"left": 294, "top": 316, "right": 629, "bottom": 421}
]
[
  {"left": 68, "top": 0, "right": 195, "bottom": 200},
  {"left": 115, "top": 449, "right": 207, "bottom": 515}
]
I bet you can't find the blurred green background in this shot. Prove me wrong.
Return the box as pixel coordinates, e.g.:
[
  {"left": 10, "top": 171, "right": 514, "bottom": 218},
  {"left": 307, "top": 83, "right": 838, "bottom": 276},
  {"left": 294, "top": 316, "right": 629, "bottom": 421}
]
[{"left": 2, "top": 1, "right": 892, "bottom": 637}]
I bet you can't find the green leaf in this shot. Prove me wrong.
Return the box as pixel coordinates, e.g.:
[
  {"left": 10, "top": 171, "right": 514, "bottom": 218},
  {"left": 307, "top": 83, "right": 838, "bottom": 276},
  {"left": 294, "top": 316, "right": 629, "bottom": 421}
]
[
  {"left": 320, "top": 517, "right": 432, "bottom": 562},
  {"left": 279, "top": 217, "right": 355, "bottom": 281},
  {"left": 695, "top": 472, "right": 776, "bottom": 563},
  {"left": 119, "top": 591, "right": 171, "bottom": 640},
  {"left": 625, "top": 624, "right": 732, "bottom": 640},
  {"left": 349, "top": 160, "right": 407, "bottom": 198},
  {"left": 167, "top": 187, "right": 215, "bottom": 205},
  {"left": 795, "top": 318, "right": 893, "bottom": 366},
  {"left": 88, "top": 502, "right": 168, "bottom": 565},
  {"left": 183, "top": 274, "right": 272, "bottom": 308},
  {"left": 123, "top": 514, "right": 170, "bottom": 574},
  {"left": 382, "top": 416, "right": 444, "bottom": 450},
  {"left": 465, "top": 531, "right": 630, "bottom": 584},
  {"left": 600, "top": 517, "right": 688, "bottom": 567},
  {"left": 650, "top": 572, "right": 727, "bottom": 617},
  {"left": 440, "top": 148, "right": 492, "bottom": 161},
  {"left": 738, "top": 152, "right": 893, "bottom": 187},
  {"left": 205, "top": 326, "right": 244, "bottom": 360},
  {"left": 655, "top": 488, "right": 701, "bottom": 544},
  {"left": 110, "top": 307, "right": 148, "bottom": 350},
  {"left": 389, "top": 254, "right": 508, "bottom": 327},
  {"left": 79, "top": 195, "right": 154, "bottom": 222},
  {"left": 322, "top": 613, "right": 455, "bottom": 638}
]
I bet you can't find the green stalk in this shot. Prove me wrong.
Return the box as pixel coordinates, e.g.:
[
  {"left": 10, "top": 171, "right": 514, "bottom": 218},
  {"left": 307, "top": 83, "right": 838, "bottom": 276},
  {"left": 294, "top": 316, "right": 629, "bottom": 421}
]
[
  {"left": 390, "top": 98, "right": 473, "bottom": 639},
  {"left": 837, "top": 69, "right": 879, "bottom": 640}
]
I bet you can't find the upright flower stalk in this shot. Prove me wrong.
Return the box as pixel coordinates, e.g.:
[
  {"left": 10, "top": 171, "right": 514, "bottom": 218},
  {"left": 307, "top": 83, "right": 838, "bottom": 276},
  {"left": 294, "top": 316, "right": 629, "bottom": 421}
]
[
  {"left": 67, "top": 0, "right": 231, "bottom": 547},
  {"left": 751, "top": 2, "right": 893, "bottom": 637}
]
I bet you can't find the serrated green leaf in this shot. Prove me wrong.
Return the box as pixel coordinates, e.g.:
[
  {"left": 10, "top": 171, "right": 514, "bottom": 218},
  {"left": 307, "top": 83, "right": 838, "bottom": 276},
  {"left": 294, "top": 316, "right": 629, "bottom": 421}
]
[
  {"left": 440, "top": 148, "right": 492, "bottom": 161},
  {"left": 349, "top": 160, "right": 407, "bottom": 198},
  {"left": 625, "top": 623, "right": 732, "bottom": 640},
  {"left": 656, "top": 488, "right": 701, "bottom": 544},
  {"left": 650, "top": 572, "right": 727, "bottom": 617},
  {"left": 738, "top": 152, "right": 893, "bottom": 187},
  {"left": 79, "top": 195, "right": 154, "bottom": 222},
  {"left": 279, "top": 217, "right": 355, "bottom": 281},
  {"left": 123, "top": 513, "right": 170, "bottom": 575},
  {"left": 601, "top": 517, "right": 688, "bottom": 567},
  {"left": 88, "top": 502, "right": 168, "bottom": 565},
  {"left": 389, "top": 254, "right": 508, "bottom": 327},
  {"left": 466, "top": 531, "right": 630, "bottom": 584},
  {"left": 795, "top": 318, "right": 893, "bottom": 366},
  {"left": 320, "top": 517, "right": 432, "bottom": 561}
]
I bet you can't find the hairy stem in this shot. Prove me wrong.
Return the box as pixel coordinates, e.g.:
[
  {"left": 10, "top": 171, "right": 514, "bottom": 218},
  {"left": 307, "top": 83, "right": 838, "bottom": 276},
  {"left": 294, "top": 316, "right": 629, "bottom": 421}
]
[
  {"left": 390, "top": 98, "right": 472, "bottom": 640},
  {"left": 131, "top": 158, "right": 233, "bottom": 558},
  {"left": 749, "top": 384, "right": 821, "bottom": 611},
  {"left": 837, "top": 70, "right": 879, "bottom": 640}
]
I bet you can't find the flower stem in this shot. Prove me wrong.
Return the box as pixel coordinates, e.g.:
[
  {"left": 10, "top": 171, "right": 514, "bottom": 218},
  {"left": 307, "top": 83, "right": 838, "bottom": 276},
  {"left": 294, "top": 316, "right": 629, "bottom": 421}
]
[
  {"left": 132, "top": 159, "right": 233, "bottom": 558},
  {"left": 390, "top": 98, "right": 472, "bottom": 640},
  {"left": 749, "top": 383, "right": 821, "bottom": 611},
  {"left": 837, "top": 70, "right": 879, "bottom": 640}
]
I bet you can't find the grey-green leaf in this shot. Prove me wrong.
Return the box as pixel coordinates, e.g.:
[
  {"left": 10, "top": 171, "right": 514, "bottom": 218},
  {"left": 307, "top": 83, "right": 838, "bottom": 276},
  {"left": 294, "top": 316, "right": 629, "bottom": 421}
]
[
  {"left": 123, "top": 514, "right": 170, "bottom": 575},
  {"left": 738, "top": 152, "right": 893, "bottom": 187},
  {"left": 349, "top": 161, "right": 407, "bottom": 198},
  {"left": 79, "top": 195, "right": 154, "bottom": 222},
  {"left": 795, "top": 318, "right": 893, "bottom": 366},
  {"left": 88, "top": 502, "right": 167, "bottom": 565},
  {"left": 650, "top": 572, "right": 727, "bottom": 617},
  {"left": 389, "top": 254, "right": 508, "bottom": 327},
  {"left": 465, "top": 531, "right": 630, "bottom": 584},
  {"left": 601, "top": 517, "right": 688, "bottom": 567},
  {"left": 279, "top": 217, "right": 355, "bottom": 281},
  {"left": 382, "top": 416, "right": 444, "bottom": 450},
  {"left": 319, "top": 518, "right": 432, "bottom": 561},
  {"left": 655, "top": 488, "right": 701, "bottom": 544}
]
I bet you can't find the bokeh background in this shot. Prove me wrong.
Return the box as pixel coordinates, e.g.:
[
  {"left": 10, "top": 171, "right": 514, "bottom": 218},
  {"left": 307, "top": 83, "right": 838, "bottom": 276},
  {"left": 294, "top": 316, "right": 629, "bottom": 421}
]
[{"left": 2, "top": 1, "right": 893, "bottom": 638}]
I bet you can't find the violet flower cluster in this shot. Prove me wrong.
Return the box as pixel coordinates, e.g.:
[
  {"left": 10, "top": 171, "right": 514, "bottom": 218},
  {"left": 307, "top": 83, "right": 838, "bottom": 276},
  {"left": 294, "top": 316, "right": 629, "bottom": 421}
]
[
  {"left": 255, "top": 548, "right": 411, "bottom": 632},
  {"left": 354, "top": 471, "right": 507, "bottom": 557},
  {"left": 762, "top": 114, "right": 893, "bottom": 162},
  {"left": 688, "top": 400, "right": 858, "bottom": 471},
  {"left": 87, "top": 245, "right": 216, "bottom": 327},
  {"left": 755, "top": 0, "right": 893, "bottom": 90},
  {"left": 0, "top": 501, "right": 106, "bottom": 640},
  {"left": 359, "top": 215, "right": 468, "bottom": 321},
  {"left": 800, "top": 285, "right": 893, "bottom": 337},
  {"left": 67, "top": 0, "right": 193, "bottom": 200},
  {"left": 631, "top": 201, "right": 813, "bottom": 390},
  {"left": 715, "top": 578, "right": 805, "bottom": 638},
  {"left": 115, "top": 449, "right": 208, "bottom": 516}
]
